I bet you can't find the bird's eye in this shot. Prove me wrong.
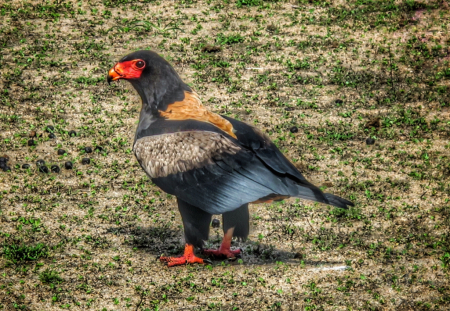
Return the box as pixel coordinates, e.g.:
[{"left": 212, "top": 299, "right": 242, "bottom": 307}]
[{"left": 135, "top": 60, "right": 145, "bottom": 69}]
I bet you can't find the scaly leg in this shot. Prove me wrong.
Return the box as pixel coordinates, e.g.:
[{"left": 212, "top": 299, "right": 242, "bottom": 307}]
[
  {"left": 202, "top": 228, "right": 242, "bottom": 259},
  {"left": 159, "top": 244, "right": 207, "bottom": 267}
]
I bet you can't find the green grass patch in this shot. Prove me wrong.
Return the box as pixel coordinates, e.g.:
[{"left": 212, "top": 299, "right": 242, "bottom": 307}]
[{"left": 2, "top": 242, "right": 49, "bottom": 264}]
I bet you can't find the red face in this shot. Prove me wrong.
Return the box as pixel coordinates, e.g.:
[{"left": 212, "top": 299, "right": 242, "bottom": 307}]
[{"left": 108, "top": 59, "right": 146, "bottom": 81}]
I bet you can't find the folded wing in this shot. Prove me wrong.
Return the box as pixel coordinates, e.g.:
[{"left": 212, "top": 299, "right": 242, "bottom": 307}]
[{"left": 134, "top": 127, "right": 353, "bottom": 215}]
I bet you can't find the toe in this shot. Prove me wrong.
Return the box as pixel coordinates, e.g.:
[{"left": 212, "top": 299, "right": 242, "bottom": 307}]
[
  {"left": 231, "top": 248, "right": 242, "bottom": 255},
  {"left": 159, "top": 256, "right": 169, "bottom": 262},
  {"left": 167, "top": 257, "right": 187, "bottom": 267}
]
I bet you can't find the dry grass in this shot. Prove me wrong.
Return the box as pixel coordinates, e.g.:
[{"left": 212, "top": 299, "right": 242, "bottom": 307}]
[{"left": 1, "top": 0, "right": 450, "bottom": 310}]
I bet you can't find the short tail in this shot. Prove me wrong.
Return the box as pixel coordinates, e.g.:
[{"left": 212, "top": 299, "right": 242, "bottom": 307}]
[
  {"left": 292, "top": 180, "right": 354, "bottom": 209},
  {"left": 323, "top": 193, "right": 354, "bottom": 209}
]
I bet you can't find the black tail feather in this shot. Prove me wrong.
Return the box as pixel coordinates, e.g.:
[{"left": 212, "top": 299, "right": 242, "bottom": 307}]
[
  {"left": 292, "top": 180, "right": 354, "bottom": 209},
  {"left": 323, "top": 193, "right": 354, "bottom": 209}
]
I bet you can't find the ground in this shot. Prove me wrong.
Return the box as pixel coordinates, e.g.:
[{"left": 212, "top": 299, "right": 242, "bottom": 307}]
[{"left": 0, "top": 0, "right": 450, "bottom": 310}]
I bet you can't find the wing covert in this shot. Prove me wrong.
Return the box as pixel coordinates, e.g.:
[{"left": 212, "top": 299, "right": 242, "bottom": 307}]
[{"left": 134, "top": 131, "right": 240, "bottom": 179}]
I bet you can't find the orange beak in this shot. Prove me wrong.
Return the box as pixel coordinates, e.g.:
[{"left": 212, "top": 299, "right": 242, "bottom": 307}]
[{"left": 107, "top": 65, "right": 122, "bottom": 84}]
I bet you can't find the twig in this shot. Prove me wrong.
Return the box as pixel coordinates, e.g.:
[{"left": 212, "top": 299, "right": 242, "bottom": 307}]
[
  {"left": 420, "top": 191, "right": 427, "bottom": 199},
  {"left": 135, "top": 289, "right": 146, "bottom": 311}
]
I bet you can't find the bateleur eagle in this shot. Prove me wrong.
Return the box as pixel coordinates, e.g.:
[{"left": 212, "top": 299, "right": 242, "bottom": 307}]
[{"left": 108, "top": 50, "right": 354, "bottom": 267}]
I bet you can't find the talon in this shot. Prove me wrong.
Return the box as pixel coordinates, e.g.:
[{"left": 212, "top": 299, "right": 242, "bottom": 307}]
[
  {"left": 204, "top": 258, "right": 213, "bottom": 265},
  {"left": 159, "top": 256, "right": 170, "bottom": 262}
]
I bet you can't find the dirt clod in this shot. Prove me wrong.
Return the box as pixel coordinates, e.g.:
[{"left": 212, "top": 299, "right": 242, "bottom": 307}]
[
  {"left": 201, "top": 45, "right": 221, "bottom": 53},
  {"left": 365, "top": 117, "right": 381, "bottom": 129}
]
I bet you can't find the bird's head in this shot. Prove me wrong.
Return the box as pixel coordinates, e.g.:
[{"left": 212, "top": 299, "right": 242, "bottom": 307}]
[
  {"left": 107, "top": 50, "right": 190, "bottom": 111},
  {"left": 107, "top": 50, "right": 151, "bottom": 83}
]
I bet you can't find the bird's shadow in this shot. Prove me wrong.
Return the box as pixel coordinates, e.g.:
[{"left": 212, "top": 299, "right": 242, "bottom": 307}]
[{"left": 105, "top": 224, "right": 347, "bottom": 267}]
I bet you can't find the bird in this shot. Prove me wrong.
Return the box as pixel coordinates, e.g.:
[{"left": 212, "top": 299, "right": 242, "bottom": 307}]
[{"left": 107, "top": 50, "right": 354, "bottom": 267}]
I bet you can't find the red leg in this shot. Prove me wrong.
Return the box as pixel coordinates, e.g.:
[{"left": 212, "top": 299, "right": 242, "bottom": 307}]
[
  {"left": 202, "top": 228, "right": 242, "bottom": 259},
  {"left": 159, "top": 244, "right": 206, "bottom": 267}
]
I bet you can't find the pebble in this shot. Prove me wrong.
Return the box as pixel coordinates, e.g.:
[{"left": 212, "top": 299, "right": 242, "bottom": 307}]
[
  {"left": 81, "top": 158, "right": 90, "bottom": 165},
  {"left": 366, "top": 137, "right": 375, "bottom": 145},
  {"left": 45, "top": 125, "right": 55, "bottom": 133},
  {"left": 39, "top": 166, "right": 49, "bottom": 173},
  {"left": 289, "top": 126, "right": 298, "bottom": 133},
  {"left": 57, "top": 149, "right": 66, "bottom": 155},
  {"left": 22, "top": 164, "right": 30, "bottom": 169},
  {"left": 0, "top": 161, "right": 10, "bottom": 172},
  {"left": 51, "top": 165, "right": 60, "bottom": 173},
  {"left": 211, "top": 219, "right": 220, "bottom": 228},
  {"left": 68, "top": 130, "right": 77, "bottom": 137},
  {"left": 48, "top": 133, "right": 56, "bottom": 139},
  {"left": 84, "top": 146, "right": 93, "bottom": 153},
  {"left": 64, "top": 161, "right": 73, "bottom": 169},
  {"left": 28, "top": 139, "right": 35, "bottom": 146},
  {"left": 36, "top": 159, "right": 45, "bottom": 166}
]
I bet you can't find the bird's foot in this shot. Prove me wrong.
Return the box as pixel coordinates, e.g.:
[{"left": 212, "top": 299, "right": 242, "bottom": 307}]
[
  {"left": 203, "top": 228, "right": 242, "bottom": 260},
  {"left": 159, "top": 254, "right": 206, "bottom": 267},
  {"left": 202, "top": 247, "right": 242, "bottom": 260},
  {"left": 159, "top": 244, "right": 210, "bottom": 267}
]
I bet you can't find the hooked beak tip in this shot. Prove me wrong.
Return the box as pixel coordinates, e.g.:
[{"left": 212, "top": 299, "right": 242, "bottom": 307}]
[{"left": 107, "top": 67, "right": 121, "bottom": 85}]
